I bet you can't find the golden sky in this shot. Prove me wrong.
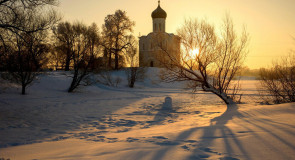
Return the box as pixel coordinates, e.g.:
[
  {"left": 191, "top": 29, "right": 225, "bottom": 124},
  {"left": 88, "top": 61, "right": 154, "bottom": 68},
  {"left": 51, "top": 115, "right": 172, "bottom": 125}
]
[{"left": 59, "top": 0, "right": 295, "bottom": 69}]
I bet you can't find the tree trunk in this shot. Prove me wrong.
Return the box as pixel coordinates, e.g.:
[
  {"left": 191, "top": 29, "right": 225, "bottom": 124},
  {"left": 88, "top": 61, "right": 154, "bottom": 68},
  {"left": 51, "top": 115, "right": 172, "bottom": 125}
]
[
  {"left": 68, "top": 80, "right": 76, "bottom": 92},
  {"left": 108, "top": 51, "right": 112, "bottom": 69},
  {"left": 115, "top": 52, "right": 119, "bottom": 70},
  {"left": 215, "top": 92, "right": 234, "bottom": 105},
  {"left": 203, "top": 85, "right": 235, "bottom": 105},
  {"left": 68, "top": 70, "right": 78, "bottom": 92},
  {"left": 129, "top": 78, "right": 135, "bottom": 88},
  {"left": 22, "top": 84, "right": 26, "bottom": 95},
  {"left": 65, "top": 57, "right": 70, "bottom": 71},
  {"left": 65, "top": 50, "right": 72, "bottom": 71}
]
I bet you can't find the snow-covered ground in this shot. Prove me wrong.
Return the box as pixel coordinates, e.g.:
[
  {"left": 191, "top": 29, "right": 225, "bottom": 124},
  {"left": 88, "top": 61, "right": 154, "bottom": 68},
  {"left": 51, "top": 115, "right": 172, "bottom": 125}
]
[{"left": 0, "top": 69, "right": 294, "bottom": 160}]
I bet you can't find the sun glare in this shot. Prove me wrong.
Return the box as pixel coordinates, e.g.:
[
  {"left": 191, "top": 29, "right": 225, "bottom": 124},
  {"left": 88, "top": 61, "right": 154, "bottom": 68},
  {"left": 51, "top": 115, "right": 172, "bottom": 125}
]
[
  {"left": 192, "top": 48, "right": 199, "bottom": 56},
  {"left": 187, "top": 48, "right": 199, "bottom": 60}
]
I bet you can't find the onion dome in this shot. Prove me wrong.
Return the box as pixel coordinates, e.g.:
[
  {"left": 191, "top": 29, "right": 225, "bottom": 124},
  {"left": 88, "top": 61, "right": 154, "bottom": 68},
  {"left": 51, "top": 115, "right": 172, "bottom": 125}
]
[{"left": 151, "top": 1, "right": 167, "bottom": 19}]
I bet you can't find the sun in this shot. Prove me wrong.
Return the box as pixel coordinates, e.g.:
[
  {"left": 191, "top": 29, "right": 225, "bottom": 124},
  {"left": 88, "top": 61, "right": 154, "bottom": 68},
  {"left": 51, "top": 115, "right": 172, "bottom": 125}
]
[
  {"left": 191, "top": 48, "right": 199, "bottom": 56},
  {"left": 181, "top": 47, "right": 200, "bottom": 62},
  {"left": 187, "top": 48, "right": 199, "bottom": 59}
]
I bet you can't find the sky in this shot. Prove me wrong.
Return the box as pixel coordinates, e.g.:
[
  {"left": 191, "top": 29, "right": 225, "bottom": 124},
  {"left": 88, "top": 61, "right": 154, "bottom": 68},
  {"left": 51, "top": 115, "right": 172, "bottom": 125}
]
[{"left": 58, "top": 0, "right": 295, "bottom": 69}]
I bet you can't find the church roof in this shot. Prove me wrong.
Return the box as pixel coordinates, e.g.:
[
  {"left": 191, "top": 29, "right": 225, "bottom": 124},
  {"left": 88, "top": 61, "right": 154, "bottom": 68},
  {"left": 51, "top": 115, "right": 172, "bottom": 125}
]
[{"left": 151, "top": 1, "right": 167, "bottom": 19}]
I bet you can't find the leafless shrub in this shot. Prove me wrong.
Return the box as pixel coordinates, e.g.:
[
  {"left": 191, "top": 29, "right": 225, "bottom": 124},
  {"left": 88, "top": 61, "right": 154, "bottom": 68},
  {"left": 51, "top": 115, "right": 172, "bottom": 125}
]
[
  {"left": 96, "top": 70, "right": 122, "bottom": 87},
  {"left": 125, "top": 67, "right": 146, "bottom": 88},
  {"left": 259, "top": 54, "right": 295, "bottom": 104}
]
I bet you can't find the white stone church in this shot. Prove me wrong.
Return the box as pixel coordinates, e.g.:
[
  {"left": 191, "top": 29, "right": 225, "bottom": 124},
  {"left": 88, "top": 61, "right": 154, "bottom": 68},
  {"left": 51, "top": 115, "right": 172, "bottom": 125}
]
[{"left": 139, "top": 1, "right": 181, "bottom": 67}]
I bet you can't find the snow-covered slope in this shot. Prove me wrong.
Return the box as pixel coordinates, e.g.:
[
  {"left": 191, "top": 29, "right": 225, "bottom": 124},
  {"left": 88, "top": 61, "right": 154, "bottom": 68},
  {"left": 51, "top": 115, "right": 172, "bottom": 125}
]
[{"left": 0, "top": 68, "right": 295, "bottom": 160}]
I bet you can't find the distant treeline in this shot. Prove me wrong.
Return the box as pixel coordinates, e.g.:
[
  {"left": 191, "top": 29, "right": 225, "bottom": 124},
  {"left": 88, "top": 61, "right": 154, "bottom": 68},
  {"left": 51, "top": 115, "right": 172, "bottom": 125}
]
[{"left": 240, "top": 67, "right": 260, "bottom": 77}]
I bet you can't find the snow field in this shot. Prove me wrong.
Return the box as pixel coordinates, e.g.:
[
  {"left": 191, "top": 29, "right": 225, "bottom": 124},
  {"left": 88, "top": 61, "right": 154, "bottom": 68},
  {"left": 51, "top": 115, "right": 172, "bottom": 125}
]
[{"left": 0, "top": 68, "right": 295, "bottom": 160}]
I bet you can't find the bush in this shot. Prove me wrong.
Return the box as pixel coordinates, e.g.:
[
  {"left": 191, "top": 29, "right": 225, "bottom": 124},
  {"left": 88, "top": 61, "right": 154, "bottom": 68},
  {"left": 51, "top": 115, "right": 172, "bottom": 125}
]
[
  {"left": 259, "top": 54, "right": 295, "bottom": 104},
  {"left": 96, "top": 70, "right": 122, "bottom": 87},
  {"left": 125, "top": 67, "right": 146, "bottom": 88}
]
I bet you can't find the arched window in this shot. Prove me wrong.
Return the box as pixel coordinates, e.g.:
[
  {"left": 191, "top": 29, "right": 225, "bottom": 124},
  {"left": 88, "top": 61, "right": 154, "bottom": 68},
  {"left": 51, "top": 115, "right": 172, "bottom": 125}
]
[
  {"left": 154, "top": 23, "right": 157, "bottom": 31},
  {"left": 150, "top": 61, "right": 154, "bottom": 67}
]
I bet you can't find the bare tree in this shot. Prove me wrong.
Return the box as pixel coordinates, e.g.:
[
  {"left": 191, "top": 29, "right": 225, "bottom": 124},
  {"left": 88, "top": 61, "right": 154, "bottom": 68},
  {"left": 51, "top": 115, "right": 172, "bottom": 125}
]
[
  {"left": 159, "top": 15, "right": 249, "bottom": 104},
  {"left": 124, "top": 36, "right": 145, "bottom": 88},
  {"left": 0, "top": 0, "right": 59, "bottom": 71},
  {"left": 102, "top": 10, "right": 135, "bottom": 70},
  {"left": 52, "top": 22, "right": 75, "bottom": 71},
  {"left": 258, "top": 36, "right": 295, "bottom": 104},
  {"left": 0, "top": 2, "right": 59, "bottom": 94},
  {"left": 4, "top": 24, "right": 51, "bottom": 95},
  {"left": 3, "top": 33, "right": 38, "bottom": 95},
  {"left": 259, "top": 53, "right": 295, "bottom": 104},
  {"left": 101, "top": 26, "right": 114, "bottom": 69},
  {"left": 67, "top": 22, "right": 101, "bottom": 92}
]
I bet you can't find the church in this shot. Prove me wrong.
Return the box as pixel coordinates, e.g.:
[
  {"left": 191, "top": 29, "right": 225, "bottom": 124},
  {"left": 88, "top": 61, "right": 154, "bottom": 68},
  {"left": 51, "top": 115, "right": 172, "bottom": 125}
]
[{"left": 139, "top": 1, "right": 181, "bottom": 67}]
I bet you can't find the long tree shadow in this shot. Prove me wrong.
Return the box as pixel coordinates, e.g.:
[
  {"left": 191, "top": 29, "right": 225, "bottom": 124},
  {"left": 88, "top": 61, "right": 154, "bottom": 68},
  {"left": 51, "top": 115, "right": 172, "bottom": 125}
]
[
  {"left": 232, "top": 118, "right": 294, "bottom": 159},
  {"left": 151, "top": 102, "right": 295, "bottom": 160},
  {"left": 237, "top": 113, "right": 295, "bottom": 149},
  {"left": 189, "top": 104, "right": 250, "bottom": 159},
  {"left": 152, "top": 104, "right": 246, "bottom": 160}
]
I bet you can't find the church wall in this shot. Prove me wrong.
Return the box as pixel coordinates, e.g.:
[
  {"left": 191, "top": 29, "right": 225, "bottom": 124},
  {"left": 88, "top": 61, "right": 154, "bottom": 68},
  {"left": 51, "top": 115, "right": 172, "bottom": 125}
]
[{"left": 139, "top": 33, "right": 181, "bottom": 68}]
